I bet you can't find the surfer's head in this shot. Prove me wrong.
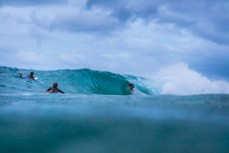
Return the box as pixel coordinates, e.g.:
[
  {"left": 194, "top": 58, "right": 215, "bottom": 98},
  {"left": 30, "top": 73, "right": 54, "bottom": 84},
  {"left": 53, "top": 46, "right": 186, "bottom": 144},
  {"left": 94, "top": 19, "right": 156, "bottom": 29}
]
[
  {"left": 30, "top": 72, "right": 34, "bottom": 77},
  {"left": 128, "top": 82, "right": 135, "bottom": 91},
  {"left": 53, "top": 82, "right": 58, "bottom": 89}
]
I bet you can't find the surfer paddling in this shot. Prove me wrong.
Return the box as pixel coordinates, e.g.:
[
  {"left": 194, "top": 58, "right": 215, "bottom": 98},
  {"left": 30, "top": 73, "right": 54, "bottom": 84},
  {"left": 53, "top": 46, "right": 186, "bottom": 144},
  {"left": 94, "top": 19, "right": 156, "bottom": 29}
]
[
  {"left": 19, "top": 72, "right": 36, "bottom": 80},
  {"left": 45, "top": 82, "right": 64, "bottom": 94}
]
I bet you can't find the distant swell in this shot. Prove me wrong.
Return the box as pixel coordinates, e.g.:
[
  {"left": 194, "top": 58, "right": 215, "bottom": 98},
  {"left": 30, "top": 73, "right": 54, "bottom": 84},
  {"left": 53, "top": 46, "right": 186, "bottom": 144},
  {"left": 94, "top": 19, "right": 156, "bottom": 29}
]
[{"left": 0, "top": 66, "right": 159, "bottom": 95}]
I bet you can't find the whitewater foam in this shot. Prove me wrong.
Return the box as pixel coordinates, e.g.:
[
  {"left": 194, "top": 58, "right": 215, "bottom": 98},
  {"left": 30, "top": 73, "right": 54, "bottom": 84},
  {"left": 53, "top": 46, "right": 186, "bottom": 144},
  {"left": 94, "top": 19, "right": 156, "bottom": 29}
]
[{"left": 154, "top": 63, "right": 229, "bottom": 95}]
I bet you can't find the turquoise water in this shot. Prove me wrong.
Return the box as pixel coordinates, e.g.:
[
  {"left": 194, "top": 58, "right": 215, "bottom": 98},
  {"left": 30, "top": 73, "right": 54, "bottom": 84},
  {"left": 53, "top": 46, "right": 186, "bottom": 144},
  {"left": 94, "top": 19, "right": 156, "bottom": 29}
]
[
  {"left": 1, "top": 66, "right": 229, "bottom": 153},
  {"left": 0, "top": 66, "right": 158, "bottom": 95}
]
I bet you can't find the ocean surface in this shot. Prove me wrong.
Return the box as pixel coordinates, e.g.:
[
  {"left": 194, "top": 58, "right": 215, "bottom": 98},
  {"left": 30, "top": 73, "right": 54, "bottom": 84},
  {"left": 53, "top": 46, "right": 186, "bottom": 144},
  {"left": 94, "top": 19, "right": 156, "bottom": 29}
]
[{"left": 0, "top": 66, "right": 229, "bottom": 153}]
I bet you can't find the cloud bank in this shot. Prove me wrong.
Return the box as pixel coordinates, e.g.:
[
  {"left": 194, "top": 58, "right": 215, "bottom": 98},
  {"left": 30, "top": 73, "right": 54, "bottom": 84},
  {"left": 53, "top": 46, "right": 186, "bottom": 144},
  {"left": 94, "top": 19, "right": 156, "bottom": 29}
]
[{"left": 0, "top": 0, "right": 229, "bottom": 81}]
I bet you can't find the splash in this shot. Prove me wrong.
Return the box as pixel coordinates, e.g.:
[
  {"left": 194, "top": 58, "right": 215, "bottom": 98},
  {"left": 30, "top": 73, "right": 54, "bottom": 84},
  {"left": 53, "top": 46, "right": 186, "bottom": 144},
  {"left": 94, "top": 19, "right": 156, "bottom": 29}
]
[{"left": 154, "top": 63, "right": 229, "bottom": 95}]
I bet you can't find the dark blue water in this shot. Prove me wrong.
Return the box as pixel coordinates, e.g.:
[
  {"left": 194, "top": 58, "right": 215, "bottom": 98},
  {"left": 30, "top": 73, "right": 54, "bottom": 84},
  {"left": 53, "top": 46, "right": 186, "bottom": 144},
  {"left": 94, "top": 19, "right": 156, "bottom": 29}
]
[{"left": 1, "top": 66, "right": 229, "bottom": 153}]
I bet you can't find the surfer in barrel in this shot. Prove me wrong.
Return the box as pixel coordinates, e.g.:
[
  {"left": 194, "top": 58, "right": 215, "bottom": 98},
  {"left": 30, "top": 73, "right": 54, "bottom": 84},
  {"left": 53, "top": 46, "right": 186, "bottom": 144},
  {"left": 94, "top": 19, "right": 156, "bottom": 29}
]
[
  {"left": 19, "top": 72, "right": 36, "bottom": 80},
  {"left": 45, "top": 82, "right": 64, "bottom": 94},
  {"left": 127, "top": 82, "right": 135, "bottom": 93}
]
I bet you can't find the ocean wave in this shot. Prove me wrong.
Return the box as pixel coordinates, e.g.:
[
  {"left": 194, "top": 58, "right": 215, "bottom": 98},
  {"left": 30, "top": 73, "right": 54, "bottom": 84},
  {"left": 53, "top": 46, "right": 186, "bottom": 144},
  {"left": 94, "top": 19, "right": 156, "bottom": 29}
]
[
  {"left": 2, "top": 64, "right": 228, "bottom": 95},
  {"left": 0, "top": 66, "right": 158, "bottom": 95}
]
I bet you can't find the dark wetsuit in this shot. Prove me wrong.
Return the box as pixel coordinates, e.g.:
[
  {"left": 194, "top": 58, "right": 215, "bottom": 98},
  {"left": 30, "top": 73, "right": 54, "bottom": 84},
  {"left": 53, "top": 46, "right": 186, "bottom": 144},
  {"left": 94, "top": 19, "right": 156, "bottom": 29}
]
[
  {"left": 46, "top": 87, "right": 64, "bottom": 94},
  {"left": 27, "top": 75, "right": 35, "bottom": 80},
  {"left": 19, "top": 73, "right": 35, "bottom": 80}
]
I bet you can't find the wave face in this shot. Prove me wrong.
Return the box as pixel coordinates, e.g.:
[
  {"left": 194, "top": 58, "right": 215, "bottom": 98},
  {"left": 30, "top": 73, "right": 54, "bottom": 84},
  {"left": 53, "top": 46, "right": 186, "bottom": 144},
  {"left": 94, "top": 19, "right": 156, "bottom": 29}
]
[{"left": 0, "top": 66, "right": 159, "bottom": 95}]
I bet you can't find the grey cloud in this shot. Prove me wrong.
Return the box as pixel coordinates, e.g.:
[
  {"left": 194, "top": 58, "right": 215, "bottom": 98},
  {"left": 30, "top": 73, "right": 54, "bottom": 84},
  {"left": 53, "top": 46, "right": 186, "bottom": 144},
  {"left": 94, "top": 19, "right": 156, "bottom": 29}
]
[
  {"left": 31, "top": 4, "right": 121, "bottom": 33},
  {"left": 51, "top": 14, "right": 120, "bottom": 33},
  {"left": 160, "top": 1, "right": 229, "bottom": 44},
  {"left": 190, "top": 60, "right": 229, "bottom": 81},
  {"left": 6, "top": 1, "right": 120, "bottom": 33},
  {"left": 0, "top": 0, "right": 67, "bottom": 6},
  {"left": 2, "top": 0, "right": 229, "bottom": 43},
  {"left": 87, "top": 0, "right": 229, "bottom": 44},
  {"left": 86, "top": 0, "right": 158, "bottom": 22}
]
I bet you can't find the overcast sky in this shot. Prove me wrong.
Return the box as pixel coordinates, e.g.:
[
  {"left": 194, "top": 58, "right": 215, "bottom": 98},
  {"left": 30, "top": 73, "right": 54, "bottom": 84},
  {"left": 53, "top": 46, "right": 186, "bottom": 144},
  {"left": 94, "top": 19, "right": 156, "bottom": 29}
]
[{"left": 0, "top": 0, "right": 229, "bottom": 79}]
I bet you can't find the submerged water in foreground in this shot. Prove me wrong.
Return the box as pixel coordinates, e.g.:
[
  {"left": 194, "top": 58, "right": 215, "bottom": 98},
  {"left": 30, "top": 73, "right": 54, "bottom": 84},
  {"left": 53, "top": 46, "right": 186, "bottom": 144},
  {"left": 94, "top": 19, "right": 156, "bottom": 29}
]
[{"left": 1, "top": 66, "right": 229, "bottom": 153}]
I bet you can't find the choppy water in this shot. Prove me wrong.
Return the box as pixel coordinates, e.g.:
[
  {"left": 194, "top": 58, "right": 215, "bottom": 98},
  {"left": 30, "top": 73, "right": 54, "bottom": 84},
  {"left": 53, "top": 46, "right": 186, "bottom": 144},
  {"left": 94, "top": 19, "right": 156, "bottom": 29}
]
[{"left": 0, "top": 66, "right": 229, "bottom": 153}]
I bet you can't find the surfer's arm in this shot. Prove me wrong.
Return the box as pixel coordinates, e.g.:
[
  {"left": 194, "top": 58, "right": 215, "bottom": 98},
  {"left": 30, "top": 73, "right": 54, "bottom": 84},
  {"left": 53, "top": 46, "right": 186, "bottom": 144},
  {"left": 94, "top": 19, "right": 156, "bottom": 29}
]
[
  {"left": 18, "top": 73, "right": 25, "bottom": 78},
  {"left": 27, "top": 75, "right": 35, "bottom": 80},
  {"left": 46, "top": 87, "right": 52, "bottom": 92},
  {"left": 58, "top": 89, "right": 64, "bottom": 94}
]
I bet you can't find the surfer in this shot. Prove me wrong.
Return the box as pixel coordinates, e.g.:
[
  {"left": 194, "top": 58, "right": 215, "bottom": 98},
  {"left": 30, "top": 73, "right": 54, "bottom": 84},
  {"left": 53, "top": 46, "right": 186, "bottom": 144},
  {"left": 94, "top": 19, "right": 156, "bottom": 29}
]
[
  {"left": 19, "top": 72, "right": 36, "bottom": 80},
  {"left": 128, "top": 82, "right": 135, "bottom": 93},
  {"left": 45, "top": 82, "right": 64, "bottom": 94}
]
